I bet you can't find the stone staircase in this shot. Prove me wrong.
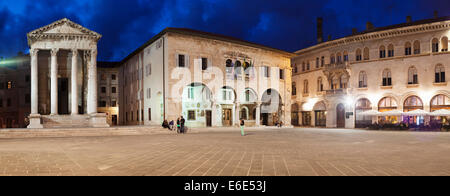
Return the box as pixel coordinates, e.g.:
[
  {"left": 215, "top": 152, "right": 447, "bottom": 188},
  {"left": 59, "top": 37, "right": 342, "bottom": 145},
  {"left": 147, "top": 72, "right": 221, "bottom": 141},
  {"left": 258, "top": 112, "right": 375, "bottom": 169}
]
[{"left": 41, "top": 115, "right": 91, "bottom": 128}]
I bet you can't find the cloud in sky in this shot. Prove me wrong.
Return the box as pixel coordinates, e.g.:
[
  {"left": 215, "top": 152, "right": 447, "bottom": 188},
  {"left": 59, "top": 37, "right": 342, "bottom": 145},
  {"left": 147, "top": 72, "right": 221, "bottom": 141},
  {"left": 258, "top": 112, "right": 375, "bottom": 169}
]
[{"left": 0, "top": 0, "right": 448, "bottom": 61}]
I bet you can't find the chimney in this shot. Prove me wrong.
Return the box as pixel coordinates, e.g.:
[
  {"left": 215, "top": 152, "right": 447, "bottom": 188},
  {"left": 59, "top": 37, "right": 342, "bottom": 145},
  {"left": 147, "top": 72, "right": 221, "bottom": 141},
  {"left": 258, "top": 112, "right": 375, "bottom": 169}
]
[
  {"left": 317, "top": 17, "right": 323, "bottom": 44},
  {"left": 366, "top": 22, "right": 374, "bottom": 31},
  {"left": 406, "top": 16, "right": 412, "bottom": 23},
  {"left": 352, "top": 28, "right": 358, "bottom": 35},
  {"left": 434, "top": 10, "right": 438, "bottom": 19}
]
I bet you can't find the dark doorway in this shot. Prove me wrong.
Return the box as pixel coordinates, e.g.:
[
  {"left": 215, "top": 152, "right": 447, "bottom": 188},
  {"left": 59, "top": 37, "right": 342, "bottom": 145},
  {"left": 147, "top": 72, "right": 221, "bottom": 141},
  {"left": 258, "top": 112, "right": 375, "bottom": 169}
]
[
  {"left": 58, "top": 78, "right": 69, "bottom": 115},
  {"left": 336, "top": 104, "right": 345, "bottom": 128},
  {"left": 262, "top": 113, "right": 269, "bottom": 126},
  {"left": 206, "top": 110, "right": 212, "bottom": 127},
  {"left": 112, "top": 115, "right": 118, "bottom": 126}
]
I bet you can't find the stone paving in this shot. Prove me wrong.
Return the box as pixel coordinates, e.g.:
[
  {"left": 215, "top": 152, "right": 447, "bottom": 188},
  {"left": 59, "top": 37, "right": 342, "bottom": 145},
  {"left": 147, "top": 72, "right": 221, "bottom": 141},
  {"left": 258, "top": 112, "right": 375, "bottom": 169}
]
[{"left": 1, "top": 127, "right": 450, "bottom": 176}]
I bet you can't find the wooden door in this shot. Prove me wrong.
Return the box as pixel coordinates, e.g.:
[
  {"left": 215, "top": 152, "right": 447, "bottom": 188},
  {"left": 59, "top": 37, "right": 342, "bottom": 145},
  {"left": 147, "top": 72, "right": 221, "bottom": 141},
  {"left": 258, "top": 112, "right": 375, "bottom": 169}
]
[
  {"left": 336, "top": 104, "right": 345, "bottom": 128},
  {"left": 223, "top": 109, "right": 232, "bottom": 126},
  {"left": 206, "top": 110, "right": 212, "bottom": 127}
]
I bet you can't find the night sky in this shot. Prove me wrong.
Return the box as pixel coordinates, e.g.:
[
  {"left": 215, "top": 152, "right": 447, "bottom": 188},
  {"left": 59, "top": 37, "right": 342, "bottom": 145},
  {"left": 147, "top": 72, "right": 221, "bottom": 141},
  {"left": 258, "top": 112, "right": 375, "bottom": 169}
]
[{"left": 0, "top": 0, "right": 449, "bottom": 61}]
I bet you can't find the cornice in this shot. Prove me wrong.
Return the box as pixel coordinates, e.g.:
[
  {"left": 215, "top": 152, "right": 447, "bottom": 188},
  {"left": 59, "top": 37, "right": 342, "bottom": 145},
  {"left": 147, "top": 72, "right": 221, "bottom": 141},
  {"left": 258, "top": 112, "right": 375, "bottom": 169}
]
[{"left": 295, "top": 19, "right": 450, "bottom": 56}]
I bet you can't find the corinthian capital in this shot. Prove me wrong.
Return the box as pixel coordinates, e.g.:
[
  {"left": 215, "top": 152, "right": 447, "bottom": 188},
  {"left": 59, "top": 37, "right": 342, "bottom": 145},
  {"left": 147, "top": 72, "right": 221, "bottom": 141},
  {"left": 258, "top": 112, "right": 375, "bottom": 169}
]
[
  {"left": 71, "top": 49, "right": 78, "bottom": 56},
  {"left": 91, "top": 49, "right": 97, "bottom": 56},
  {"left": 30, "top": 48, "right": 39, "bottom": 57},
  {"left": 51, "top": 48, "right": 59, "bottom": 57}
]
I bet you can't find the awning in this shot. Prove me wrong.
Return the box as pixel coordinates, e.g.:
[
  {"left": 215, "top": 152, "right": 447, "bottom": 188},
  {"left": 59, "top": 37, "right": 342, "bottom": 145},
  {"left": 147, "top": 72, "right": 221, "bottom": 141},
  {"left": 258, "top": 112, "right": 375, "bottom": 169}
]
[
  {"left": 379, "top": 110, "right": 403, "bottom": 116},
  {"left": 430, "top": 109, "right": 450, "bottom": 117},
  {"left": 403, "top": 109, "right": 430, "bottom": 116},
  {"left": 360, "top": 110, "right": 381, "bottom": 116}
]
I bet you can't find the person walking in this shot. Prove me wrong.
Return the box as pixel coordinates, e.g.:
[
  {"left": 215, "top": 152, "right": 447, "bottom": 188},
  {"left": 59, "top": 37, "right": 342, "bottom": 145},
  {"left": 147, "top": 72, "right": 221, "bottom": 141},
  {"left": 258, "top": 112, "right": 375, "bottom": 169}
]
[
  {"left": 240, "top": 119, "right": 245, "bottom": 136},
  {"left": 176, "top": 117, "right": 181, "bottom": 134}
]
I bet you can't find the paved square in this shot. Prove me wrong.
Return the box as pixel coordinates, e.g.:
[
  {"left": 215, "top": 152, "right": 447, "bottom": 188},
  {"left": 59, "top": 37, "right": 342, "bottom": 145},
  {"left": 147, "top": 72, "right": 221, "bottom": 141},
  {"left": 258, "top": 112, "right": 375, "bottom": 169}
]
[{"left": 1, "top": 127, "right": 450, "bottom": 176}]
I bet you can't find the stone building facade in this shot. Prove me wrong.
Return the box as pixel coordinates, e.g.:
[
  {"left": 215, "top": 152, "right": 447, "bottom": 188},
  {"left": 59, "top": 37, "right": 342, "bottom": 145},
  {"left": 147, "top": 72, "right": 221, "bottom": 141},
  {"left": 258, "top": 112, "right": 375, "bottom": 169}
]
[
  {"left": 119, "top": 28, "right": 293, "bottom": 127},
  {"left": 291, "top": 16, "right": 450, "bottom": 128},
  {"left": 97, "top": 62, "right": 120, "bottom": 126}
]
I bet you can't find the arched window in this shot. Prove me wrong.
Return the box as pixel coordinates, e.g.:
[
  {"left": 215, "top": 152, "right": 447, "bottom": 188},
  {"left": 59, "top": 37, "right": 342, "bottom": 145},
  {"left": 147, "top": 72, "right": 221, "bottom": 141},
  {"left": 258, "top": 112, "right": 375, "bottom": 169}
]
[
  {"left": 442, "top": 36, "right": 448, "bottom": 52},
  {"left": 317, "top": 77, "right": 323, "bottom": 92},
  {"left": 359, "top": 71, "right": 367, "bottom": 88},
  {"left": 235, "top": 60, "right": 242, "bottom": 75},
  {"left": 432, "top": 38, "right": 439, "bottom": 53},
  {"left": 431, "top": 94, "right": 450, "bottom": 111},
  {"left": 408, "top": 66, "right": 418, "bottom": 84},
  {"left": 336, "top": 52, "right": 342, "bottom": 63},
  {"left": 343, "top": 51, "right": 349, "bottom": 62},
  {"left": 363, "top": 47, "right": 370, "bottom": 60},
  {"left": 240, "top": 107, "right": 248, "bottom": 120},
  {"left": 321, "top": 56, "right": 325, "bottom": 67},
  {"left": 226, "top": 59, "right": 233, "bottom": 67},
  {"left": 294, "top": 63, "right": 298, "bottom": 73},
  {"left": 382, "top": 69, "right": 392, "bottom": 86},
  {"left": 435, "top": 64, "right": 446, "bottom": 83},
  {"left": 331, "top": 76, "right": 338, "bottom": 90},
  {"left": 306, "top": 61, "right": 310, "bottom": 70},
  {"left": 340, "top": 74, "right": 348, "bottom": 89},
  {"left": 356, "top": 49, "right": 362, "bottom": 61},
  {"left": 413, "top": 40, "right": 421, "bottom": 54},
  {"left": 378, "top": 97, "right": 398, "bottom": 111},
  {"left": 330, "top": 54, "right": 336, "bottom": 64},
  {"left": 302, "top": 62, "right": 305, "bottom": 71},
  {"left": 303, "top": 80, "right": 309, "bottom": 94},
  {"left": 292, "top": 82, "right": 297, "bottom": 96},
  {"left": 388, "top": 44, "right": 394, "bottom": 57},
  {"left": 355, "top": 98, "right": 372, "bottom": 128},
  {"left": 379, "top": 45, "right": 386, "bottom": 58},
  {"left": 405, "top": 42, "right": 412, "bottom": 56},
  {"left": 404, "top": 96, "right": 424, "bottom": 112}
]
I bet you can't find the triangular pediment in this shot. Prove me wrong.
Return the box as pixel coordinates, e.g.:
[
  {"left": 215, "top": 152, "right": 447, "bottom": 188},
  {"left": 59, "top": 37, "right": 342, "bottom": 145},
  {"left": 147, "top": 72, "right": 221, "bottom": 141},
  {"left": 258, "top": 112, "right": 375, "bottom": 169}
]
[{"left": 27, "top": 18, "right": 101, "bottom": 42}]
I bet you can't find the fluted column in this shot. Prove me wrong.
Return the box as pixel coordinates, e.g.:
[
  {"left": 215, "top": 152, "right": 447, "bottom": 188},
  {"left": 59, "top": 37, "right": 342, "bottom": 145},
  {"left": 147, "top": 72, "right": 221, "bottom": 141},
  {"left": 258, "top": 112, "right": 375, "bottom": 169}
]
[
  {"left": 30, "top": 48, "right": 39, "bottom": 114},
  {"left": 87, "top": 49, "right": 98, "bottom": 114},
  {"left": 256, "top": 102, "right": 261, "bottom": 126},
  {"left": 71, "top": 49, "right": 79, "bottom": 115},
  {"left": 50, "top": 48, "right": 59, "bottom": 115}
]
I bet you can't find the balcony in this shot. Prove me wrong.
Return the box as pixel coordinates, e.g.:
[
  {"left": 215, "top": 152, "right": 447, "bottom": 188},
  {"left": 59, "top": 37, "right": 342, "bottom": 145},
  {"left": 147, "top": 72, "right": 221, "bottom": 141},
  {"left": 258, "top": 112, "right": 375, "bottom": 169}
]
[
  {"left": 325, "top": 61, "right": 349, "bottom": 70},
  {"left": 326, "top": 88, "right": 348, "bottom": 95}
]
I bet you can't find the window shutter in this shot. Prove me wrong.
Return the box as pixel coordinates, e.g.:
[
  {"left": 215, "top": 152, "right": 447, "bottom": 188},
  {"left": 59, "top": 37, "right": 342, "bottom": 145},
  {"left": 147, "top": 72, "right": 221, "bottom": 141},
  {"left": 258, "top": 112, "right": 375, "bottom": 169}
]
[
  {"left": 186, "top": 55, "right": 190, "bottom": 68},
  {"left": 175, "top": 54, "right": 179, "bottom": 67}
]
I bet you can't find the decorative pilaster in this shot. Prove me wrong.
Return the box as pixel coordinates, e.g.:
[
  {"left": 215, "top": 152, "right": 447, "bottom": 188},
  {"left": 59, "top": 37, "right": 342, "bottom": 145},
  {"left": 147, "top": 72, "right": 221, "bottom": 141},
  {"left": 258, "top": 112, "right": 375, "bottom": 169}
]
[
  {"left": 50, "top": 48, "right": 59, "bottom": 115},
  {"left": 235, "top": 102, "right": 241, "bottom": 126},
  {"left": 87, "top": 49, "right": 98, "bottom": 114},
  {"left": 211, "top": 102, "right": 217, "bottom": 127},
  {"left": 256, "top": 101, "right": 261, "bottom": 126},
  {"left": 71, "top": 49, "right": 79, "bottom": 115}
]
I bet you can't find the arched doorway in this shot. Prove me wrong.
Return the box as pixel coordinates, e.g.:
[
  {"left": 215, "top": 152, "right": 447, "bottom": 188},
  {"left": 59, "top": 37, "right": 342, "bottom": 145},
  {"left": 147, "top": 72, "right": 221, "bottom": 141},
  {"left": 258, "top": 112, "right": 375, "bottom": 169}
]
[
  {"left": 403, "top": 95, "right": 424, "bottom": 126},
  {"left": 336, "top": 103, "right": 345, "bottom": 128},
  {"left": 313, "top": 101, "right": 326, "bottom": 127},
  {"left": 261, "top": 89, "right": 283, "bottom": 126},
  {"left": 430, "top": 94, "right": 450, "bottom": 125},
  {"left": 239, "top": 88, "right": 258, "bottom": 126},
  {"left": 291, "top": 103, "right": 299, "bottom": 126},
  {"left": 217, "top": 86, "right": 237, "bottom": 127},
  {"left": 182, "top": 83, "right": 213, "bottom": 127},
  {"left": 355, "top": 98, "right": 372, "bottom": 128},
  {"left": 378, "top": 97, "right": 399, "bottom": 124}
]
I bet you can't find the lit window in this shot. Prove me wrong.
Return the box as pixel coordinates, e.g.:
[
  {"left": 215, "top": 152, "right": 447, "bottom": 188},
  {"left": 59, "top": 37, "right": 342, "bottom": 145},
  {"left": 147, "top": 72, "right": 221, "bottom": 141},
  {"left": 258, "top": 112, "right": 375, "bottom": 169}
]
[
  {"left": 7, "top": 81, "right": 12, "bottom": 89},
  {"left": 405, "top": 42, "right": 412, "bottom": 56},
  {"left": 442, "top": 36, "right": 448, "bottom": 52},
  {"left": 432, "top": 38, "right": 439, "bottom": 53}
]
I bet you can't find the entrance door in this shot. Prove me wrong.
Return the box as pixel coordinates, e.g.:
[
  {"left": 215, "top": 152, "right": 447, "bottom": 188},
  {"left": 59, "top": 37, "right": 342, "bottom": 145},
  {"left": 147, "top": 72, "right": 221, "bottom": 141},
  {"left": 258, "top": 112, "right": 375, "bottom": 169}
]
[
  {"left": 222, "top": 109, "right": 232, "bottom": 126},
  {"left": 336, "top": 104, "right": 345, "bottom": 128},
  {"left": 262, "top": 113, "right": 269, "bottom": 126},
  {"left": 291, "top": 112, "right": 299, "bottom": 126},
  {"left": 112, "top": 115, "right": 118, "bottom": 126},
  {"left": 206, "top": 110, "right": 212, "bottom": 127},
  {"left": 58, "top": 78, "right": 69, "bottom": 115}
]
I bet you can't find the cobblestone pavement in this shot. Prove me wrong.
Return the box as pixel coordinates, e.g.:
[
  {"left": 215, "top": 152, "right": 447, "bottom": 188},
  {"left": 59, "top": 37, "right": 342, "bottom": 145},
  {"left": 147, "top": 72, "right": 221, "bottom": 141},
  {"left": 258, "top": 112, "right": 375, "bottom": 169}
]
[{"left": 1, "top": 127, "right": 450, "bottom": 176}]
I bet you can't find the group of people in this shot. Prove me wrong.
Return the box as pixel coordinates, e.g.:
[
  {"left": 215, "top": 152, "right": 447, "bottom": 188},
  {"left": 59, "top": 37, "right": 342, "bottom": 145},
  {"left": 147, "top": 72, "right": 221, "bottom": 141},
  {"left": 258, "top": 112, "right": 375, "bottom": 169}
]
[{"left": 162, "top": 116, "right": 187, "bottom": 134}]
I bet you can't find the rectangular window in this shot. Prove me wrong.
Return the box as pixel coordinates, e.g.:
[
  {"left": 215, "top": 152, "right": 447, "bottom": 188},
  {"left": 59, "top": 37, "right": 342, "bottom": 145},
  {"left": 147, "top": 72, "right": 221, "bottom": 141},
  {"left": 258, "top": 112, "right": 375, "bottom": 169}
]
[
  {"left": 188, "top": 110, "right": 196, "bottom": 120},
  {"left": 202, "top": 58, "right": 208, "bottom": 70},
  {"left": 147, "top": 88, "right": 151, "bottom": 99},
  {"left": 99, "top": 101, "right": 106, "bottom": 107},
  {"left": 264, "top": 66, "right": 270, "bottom": 77},
  {"left": 316, "top": 58, "right": 319, "bottom": 68},
  {"left": 101, "top": 87, "right": 106, "bottom": 93},
  {"left": 188, "top": 87, "right": 194, "bottom": 99},
  {"left": 279, "top": 69, "right": 284, "bottom": 80},
  {"left": 111, "top": 87, "right": 116, "bottom": 94},
  {"left": 111, "top": 101, "right": 117, "bottom": 107},
  {"left": 111, "top": 74, "right": 116, "bottom": 80},
  {"left": 25, "top": 75, "right": 30, "bottom": 83},
  {"left": 178, "top": 55, "right": 185, "bottom": 67}
]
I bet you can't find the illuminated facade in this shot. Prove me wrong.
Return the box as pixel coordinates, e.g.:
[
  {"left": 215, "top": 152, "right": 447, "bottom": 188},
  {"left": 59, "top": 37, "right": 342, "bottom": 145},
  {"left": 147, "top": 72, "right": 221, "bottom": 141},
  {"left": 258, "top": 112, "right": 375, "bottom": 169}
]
[
  {"left": 119, "top": 28, "right": 293, "bottom": 127},
  {"left": 291, "top": 16, "right": 450, "bottom": 128}
]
